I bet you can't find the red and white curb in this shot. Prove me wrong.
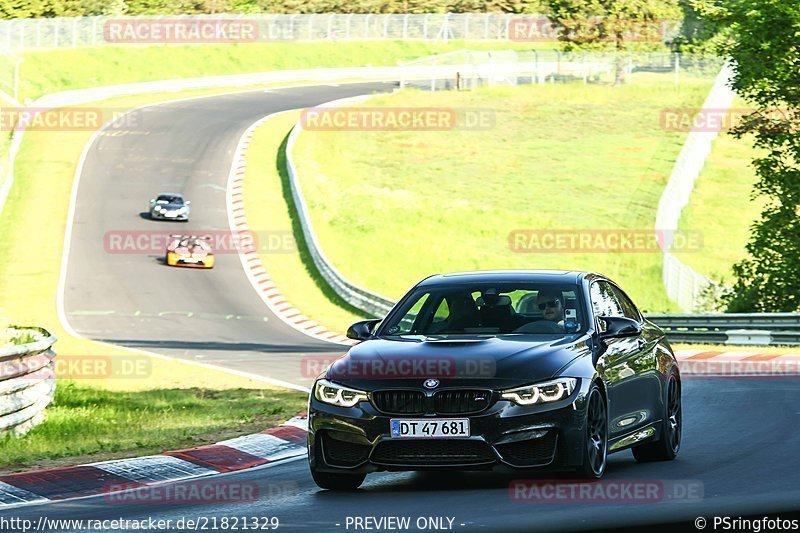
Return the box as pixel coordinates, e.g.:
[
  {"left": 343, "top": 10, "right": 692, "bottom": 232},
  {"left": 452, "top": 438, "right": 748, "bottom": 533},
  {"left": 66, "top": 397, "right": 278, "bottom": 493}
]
[
  {"left": 226, "top": 111, "right": 355, "bottom": 346},
  {"left": 0, "top": 415, "right": 308, "bottom": 507}
]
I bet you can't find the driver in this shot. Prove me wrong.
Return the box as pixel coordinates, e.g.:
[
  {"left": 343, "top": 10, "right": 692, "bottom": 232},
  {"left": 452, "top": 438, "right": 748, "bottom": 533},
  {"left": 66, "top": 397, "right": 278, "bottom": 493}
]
[{"left": 537, "top": 289, "right": 565, "bottom": 327}]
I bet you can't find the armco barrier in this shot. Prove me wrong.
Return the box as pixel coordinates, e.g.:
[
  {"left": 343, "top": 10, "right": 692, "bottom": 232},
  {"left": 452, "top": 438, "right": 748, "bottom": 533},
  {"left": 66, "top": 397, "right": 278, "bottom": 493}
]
[
  {"left": 648, "top": 313, "right": 800, "bottom": 345},
  {"left": 0, "top": 327, "right": 57, "bottom": 436},
  {"left": 284, "top": 95, "right": 396, "bottom": 319}
]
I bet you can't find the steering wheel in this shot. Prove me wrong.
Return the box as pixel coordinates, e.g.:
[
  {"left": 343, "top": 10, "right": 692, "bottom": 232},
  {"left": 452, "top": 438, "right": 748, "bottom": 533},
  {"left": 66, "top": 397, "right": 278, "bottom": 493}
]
[{"left": 513, "top": 320, "right": 564, "bottom": 334}]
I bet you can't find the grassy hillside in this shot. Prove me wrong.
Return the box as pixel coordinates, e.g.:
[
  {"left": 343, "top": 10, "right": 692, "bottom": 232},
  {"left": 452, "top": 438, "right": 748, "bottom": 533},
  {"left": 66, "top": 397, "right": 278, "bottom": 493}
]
[{"left": 292, "top": 75, "right": 716, "bottom": 312}]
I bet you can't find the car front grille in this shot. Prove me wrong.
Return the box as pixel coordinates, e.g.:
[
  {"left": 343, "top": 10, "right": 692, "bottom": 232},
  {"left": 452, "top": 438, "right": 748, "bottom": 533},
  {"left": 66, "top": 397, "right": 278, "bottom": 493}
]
[
  {"left": 494, "top": 431, "right": 558, "bottom": 467},
  {"left": 434, "top": 390, "right": 492, "bottom": 414},
  {"left": 371, "top": 389, "right": 493, "bottom": 415},
  {"left": 371, "top": 390, "right": 426, "bottom": 415},
  {"left": 371, "top": 440, "right": 496, "bottom": 466}
]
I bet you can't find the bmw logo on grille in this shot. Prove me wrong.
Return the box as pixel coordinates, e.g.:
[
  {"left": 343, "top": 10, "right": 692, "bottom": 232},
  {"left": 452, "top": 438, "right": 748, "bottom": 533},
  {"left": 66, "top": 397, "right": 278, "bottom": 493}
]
[{"left": 423, "top": 379, "right": 440, "bottom": 389}]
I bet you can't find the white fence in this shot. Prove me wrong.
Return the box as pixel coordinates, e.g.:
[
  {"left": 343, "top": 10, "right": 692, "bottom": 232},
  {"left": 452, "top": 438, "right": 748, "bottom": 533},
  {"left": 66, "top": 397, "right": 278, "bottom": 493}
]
[
  {"left": 0, "top": 327, "right": 57, "bottom": 436},
  {"left": 656, "top": 62, "right": 736, "bottom": 312},
  {"left": 0, "top": 13, "right": 684, "bottom": 52},
  {"left": 399, "top": 49, "right": 723, "bottom": 90}
]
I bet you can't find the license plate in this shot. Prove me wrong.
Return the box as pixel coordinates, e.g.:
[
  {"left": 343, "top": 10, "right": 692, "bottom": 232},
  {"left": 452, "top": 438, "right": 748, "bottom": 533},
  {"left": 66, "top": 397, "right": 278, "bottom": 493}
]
[{"left": 390, "top": 418, "right": 470, "bottom": 439}]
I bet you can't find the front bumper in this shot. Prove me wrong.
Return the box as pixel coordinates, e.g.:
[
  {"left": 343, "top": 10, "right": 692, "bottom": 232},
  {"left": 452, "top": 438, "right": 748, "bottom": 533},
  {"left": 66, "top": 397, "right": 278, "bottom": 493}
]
[
  {"left": 308, "top": 382, "right": 590, "bottom": 473},
  {"left": 151, "top": 210, "right": 189, "bottom": 220}
]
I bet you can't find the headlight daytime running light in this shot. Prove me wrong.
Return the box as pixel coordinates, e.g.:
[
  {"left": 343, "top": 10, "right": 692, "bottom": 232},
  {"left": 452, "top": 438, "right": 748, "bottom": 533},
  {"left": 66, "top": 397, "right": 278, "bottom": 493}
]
[
  {"left": 501, "top": 378, "right": 577, "bottom": 406},
  {"left": 314, "top": 379, "right": 368, "bottom": 407}
]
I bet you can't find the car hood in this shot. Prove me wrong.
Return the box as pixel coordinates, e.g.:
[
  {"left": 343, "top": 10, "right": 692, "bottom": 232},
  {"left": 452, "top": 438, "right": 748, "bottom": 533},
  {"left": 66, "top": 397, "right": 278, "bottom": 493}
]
[{"left": 325, "top": 335, "right": 592, "bottom": 390}]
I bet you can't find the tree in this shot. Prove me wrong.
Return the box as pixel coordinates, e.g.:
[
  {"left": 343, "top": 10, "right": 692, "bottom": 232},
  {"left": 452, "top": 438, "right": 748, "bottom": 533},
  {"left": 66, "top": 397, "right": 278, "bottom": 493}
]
[
  {"left": 699, "top": 0, "right": 800, "bottom": 311},
  {"left": 542, "top": 0, "right": 681, "bottom": 84}
]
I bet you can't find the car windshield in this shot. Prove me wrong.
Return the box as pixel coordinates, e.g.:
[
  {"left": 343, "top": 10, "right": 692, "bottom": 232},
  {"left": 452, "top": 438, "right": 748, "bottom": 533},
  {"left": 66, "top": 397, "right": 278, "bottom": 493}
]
[
  {"left": 378, "top": 282, "right": 587, "bottom": 338},
  {"left": 156, "top": 195, "right": 183, "bottom": 204}
]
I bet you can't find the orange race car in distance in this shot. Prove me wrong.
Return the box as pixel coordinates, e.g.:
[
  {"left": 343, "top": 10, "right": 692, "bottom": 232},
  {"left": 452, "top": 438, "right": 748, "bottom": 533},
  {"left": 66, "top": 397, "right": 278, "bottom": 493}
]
[{"left": 165, "top": 235, "right": 215, "bottom": 269}]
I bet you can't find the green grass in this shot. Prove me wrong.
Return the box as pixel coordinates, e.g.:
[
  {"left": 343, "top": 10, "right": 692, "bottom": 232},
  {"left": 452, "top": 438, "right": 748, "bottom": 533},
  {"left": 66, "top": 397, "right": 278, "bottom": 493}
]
[
  {"left": 674, "top": 102, "right": 765, "bottom": 282},
  {"left": 292, "top": 74, "right": 715, "bottom": 314},
  {"left": 0, "top": 382, "right": 305, "bottom": 473},
  {"left": 16, "top": 41, "right": 545, "bottom": 102},
  {"left": 243, "top": 111, "right": 366, "bottom": 333}
]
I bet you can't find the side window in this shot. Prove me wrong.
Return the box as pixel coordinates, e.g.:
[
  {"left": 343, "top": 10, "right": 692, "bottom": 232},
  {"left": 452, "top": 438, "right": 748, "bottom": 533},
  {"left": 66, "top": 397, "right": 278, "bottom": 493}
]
[
  {"left": 589, "top": 281, "right": 624, "bottom": 318},
  {"left": 432, "top": 298, "right": 450, "bottom": 323},
  {"left": 609, "top": 284, "right": 641, "bottom": 321}
]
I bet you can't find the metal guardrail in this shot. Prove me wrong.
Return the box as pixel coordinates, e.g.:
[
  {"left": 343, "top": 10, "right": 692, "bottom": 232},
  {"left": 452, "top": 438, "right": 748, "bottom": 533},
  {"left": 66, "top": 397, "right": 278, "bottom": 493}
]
[
  {"left": 648, "top": 313, "right": 800, "bottom": 346},
  {"left": 0, "top": 327, "right": 57, "bottom": 436},
  {"left": 284, "top": 98, "right": 396, "bottom": 318}
]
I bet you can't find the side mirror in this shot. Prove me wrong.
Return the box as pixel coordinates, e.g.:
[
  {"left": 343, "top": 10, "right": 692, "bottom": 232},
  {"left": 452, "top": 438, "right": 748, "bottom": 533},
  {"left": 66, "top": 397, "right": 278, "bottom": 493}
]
[
  {"left": 149, "top": 199, "right": 155, "bottom": 204},
  {"left": 346, "top": 319, "right": 380, "bottom": 341},
  {"left": 186, "top": 201, "right": 191, "bottom": 205},
  {"left": 597, "top": 316, "right": 641, "bottom": 340}
]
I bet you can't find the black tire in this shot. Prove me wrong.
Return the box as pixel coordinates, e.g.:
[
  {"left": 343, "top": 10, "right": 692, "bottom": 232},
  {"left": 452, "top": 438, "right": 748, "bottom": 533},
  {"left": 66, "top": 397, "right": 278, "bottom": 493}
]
[
  {"left": 633, "top": 369, "right": 681, "bottom": 462},
  {"left": 310, "top": 465, "right": 365, "bottom": 491},
  {"left": 574, "top": 383, "right": 608, "bottom": 479}
]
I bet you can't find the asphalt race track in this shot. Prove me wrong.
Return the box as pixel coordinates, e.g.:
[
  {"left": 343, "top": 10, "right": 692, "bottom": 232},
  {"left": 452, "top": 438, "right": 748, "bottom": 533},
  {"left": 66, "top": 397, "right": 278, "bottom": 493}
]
[
  {"left": 37, "top": 81, "right": 800, "bottom": 530},
  {"left": 62, "top": 82, "right": 396, "bottom": 387},
  {"left": 2, "top": 379, "right": 800, "bottom": 530}
]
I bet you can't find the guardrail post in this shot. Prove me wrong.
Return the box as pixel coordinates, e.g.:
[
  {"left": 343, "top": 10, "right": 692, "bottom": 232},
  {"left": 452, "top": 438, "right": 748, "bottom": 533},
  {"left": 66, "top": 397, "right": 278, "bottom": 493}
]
[{"left": 423, "top": 14, "right": 430, "bottom": 40}]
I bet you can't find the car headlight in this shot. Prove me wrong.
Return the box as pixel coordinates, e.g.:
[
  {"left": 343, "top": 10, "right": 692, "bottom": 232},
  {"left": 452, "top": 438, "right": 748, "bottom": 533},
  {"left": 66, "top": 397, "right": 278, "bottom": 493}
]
[
  {"left": 314, "top": 379, "right": 368, "bottom": 407},
  {"left": 501, "top": 378, "right": 577, "bottom": 406},
  {"left": 177, "top": 206, "right": 187, "bottom": 213}
]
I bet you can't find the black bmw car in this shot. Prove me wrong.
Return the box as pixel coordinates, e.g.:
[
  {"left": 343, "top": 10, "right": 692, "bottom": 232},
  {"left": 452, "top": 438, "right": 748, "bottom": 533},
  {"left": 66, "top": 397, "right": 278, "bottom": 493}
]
[{"left": 308, "top": 270, "right": 681, "bottom": 490}]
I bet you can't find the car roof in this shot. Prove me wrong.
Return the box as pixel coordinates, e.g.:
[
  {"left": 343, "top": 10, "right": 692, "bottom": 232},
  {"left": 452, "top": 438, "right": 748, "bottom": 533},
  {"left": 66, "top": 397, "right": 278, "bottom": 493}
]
[{"left": 417, "top": 270, "right": 593, "bottom": 287}]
